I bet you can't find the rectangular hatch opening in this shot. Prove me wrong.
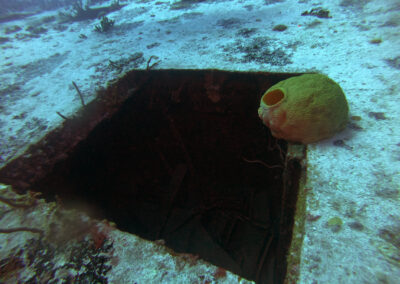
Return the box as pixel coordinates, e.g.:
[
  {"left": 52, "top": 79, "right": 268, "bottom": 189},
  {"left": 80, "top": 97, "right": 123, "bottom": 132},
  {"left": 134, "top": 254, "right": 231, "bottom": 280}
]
[{"left": 0, "top": 70, "right": 304, "bottom": 284}]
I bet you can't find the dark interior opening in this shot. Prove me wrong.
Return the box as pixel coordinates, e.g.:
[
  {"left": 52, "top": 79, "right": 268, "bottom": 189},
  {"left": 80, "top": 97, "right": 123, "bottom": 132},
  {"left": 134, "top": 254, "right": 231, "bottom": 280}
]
[{"left": 1, "top": 70, "right": 303, "bottom": 284}]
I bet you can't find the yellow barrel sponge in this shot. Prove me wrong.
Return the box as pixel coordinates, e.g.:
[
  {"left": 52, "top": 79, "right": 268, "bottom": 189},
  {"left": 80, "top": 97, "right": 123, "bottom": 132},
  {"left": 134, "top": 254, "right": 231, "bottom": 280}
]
[{"left": 258, "top": 74, "right": 349, "bottom": 144}]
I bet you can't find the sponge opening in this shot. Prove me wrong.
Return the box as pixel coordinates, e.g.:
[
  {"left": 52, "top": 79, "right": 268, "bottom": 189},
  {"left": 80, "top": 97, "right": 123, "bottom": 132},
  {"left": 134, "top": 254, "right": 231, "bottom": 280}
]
[{"left": 263, "top": 89, "right": 285, "bottom": 106}]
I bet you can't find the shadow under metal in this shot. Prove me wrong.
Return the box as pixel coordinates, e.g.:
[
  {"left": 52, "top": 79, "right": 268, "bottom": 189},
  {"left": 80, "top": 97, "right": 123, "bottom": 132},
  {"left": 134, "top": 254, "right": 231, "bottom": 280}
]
[{"left": 0, "top": 70, "right": 306, "bottom": 284}]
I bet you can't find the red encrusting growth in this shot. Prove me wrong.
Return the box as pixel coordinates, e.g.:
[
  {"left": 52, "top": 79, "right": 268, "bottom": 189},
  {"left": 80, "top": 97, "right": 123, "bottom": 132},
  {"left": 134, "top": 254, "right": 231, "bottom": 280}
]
[
  {"left": 214, "top": 267, "right": 227, "bottom": 279},
  {"left": 90, "top": 225, "right": 108, "bottom": 250}
]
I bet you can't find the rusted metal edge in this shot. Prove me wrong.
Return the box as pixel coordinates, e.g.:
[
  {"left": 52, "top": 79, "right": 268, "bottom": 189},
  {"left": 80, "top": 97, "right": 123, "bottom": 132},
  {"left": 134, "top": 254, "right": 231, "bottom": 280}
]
[
  {"left": 0, "top": 70, "right": 145, "bottom": 192},
  {"left": 281, "top": 143, "right": 308, "bottom": 284}
]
